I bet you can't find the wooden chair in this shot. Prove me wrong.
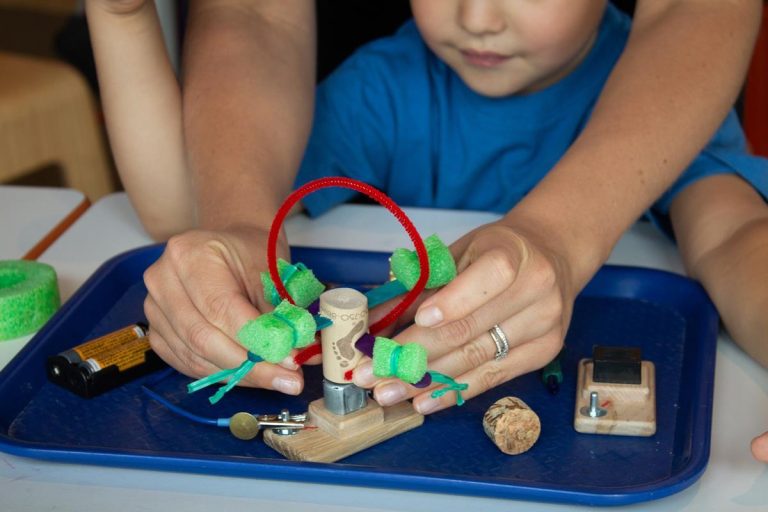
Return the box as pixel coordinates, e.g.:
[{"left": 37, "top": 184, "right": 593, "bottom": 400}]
[{"left": 0, "top": 51, "right": 114, "bottom": 200}]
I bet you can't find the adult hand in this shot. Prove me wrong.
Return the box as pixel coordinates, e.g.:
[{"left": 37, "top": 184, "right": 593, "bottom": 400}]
[
  {"left": 143, "top": 225, "right": 304, "bottom": 395},
  {"left": 355, "top": 221, "right": 577, "bottom": 414},
  {"left": 87, "top": 0, "right": 148, "bottom": 15}
]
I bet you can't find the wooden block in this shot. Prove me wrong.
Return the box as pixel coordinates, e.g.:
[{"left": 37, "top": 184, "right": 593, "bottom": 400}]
[
  {"left": 573, "top": 358, "right": 656, "bottom": 437},
  {"left": 264, "top": 398, "right": 423, "bottom": 463},
  {"left": 308, "top": 397, "right": 384, "bottom": 437}
]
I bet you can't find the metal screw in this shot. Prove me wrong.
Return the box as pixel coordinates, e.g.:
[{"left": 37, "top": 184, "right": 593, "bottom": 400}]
[
  {"left": 272, "top": 409, "right": 300, "bottom": 436},
  {"left": 580, "top": 391, "right": 607, "bottom": 418}
]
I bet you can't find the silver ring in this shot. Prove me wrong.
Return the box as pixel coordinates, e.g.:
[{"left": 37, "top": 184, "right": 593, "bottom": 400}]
[{"left": 489, "top": 324, "right": 509, "bottom": 361}]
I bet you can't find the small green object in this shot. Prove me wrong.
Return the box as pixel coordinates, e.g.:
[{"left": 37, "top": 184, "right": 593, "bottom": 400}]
[
  {"left": 372, "top": 336, "right": 428, "bottom": 384},
  {"left": 429, "top": 371, "right": 469, "bottom": 406},
  {"left": 260, "top": 259, "right": 325, "bottom": 308},
  {"left": 541, "top": 350, "right": 564, "bottom": 394},
  {"left": 390, "top": 234, "right": 457, "bottom": 290},
  {"left": 541, "top": 357, "right": 563, "bottom": 384},
  {"left": 0, "top": 260, "right": 60, "bottom": 341},
  {"left": 187, "top": 352, "right": 263, "bottom": 404},
  {"left": 365, "top": 279, "right": 408, "bottom": 309},
  {"left": 237, "top": 300, "right": 316, "bottom": 363}
]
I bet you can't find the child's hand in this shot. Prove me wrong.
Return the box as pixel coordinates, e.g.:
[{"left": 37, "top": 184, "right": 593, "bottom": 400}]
[
  {"left": 356, "top": 222, "right": 576, "bottom": 414},
  {"left": 143, "top": 226, "right": 305, "bottom": 396},
  {"left": 753, "top": 431, "right": 768, "bottom": 463}
]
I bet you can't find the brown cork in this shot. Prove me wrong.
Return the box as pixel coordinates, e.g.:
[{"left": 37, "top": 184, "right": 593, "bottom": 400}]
[{"left": 482, "top": 396, "right": 541, "bottom": 455}]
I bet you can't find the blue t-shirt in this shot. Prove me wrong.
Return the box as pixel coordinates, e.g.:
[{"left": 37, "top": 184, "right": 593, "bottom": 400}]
[{"left": 295, "top": 4, "right": 768, "bottom": 231}]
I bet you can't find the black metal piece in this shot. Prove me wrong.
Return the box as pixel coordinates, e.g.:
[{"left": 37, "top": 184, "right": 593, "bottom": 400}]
[{"left": 592, "top": 346, "right": 642, "bottom": 385}]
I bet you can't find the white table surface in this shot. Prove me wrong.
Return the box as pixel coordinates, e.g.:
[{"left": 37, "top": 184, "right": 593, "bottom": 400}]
[
  {"left": 2, "top": 193, "right": 766, "bottom": 511},
  {"left": 0, "top": 185, "right": 88, "bottom": 371},
  {"left": 0, "top": 185, "right": 87, "bottom": 260}
]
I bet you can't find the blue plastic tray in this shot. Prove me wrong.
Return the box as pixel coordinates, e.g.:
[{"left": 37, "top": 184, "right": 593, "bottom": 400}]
[{"left": 0, "top": 245, "right": 719, "bottom": 506}]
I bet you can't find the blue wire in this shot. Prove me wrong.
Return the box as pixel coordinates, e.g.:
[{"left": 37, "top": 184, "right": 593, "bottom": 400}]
[{"left": 141, "top": 368, "right": 228, "bottom": 427}]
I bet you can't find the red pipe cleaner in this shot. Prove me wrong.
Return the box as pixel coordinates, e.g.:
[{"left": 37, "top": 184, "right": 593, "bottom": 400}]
[{"left": 267, "top": 177, "right": 429, "bottom": 341}]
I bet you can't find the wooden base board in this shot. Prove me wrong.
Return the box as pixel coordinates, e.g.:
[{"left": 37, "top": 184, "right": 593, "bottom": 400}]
[
  {"left": 263, "top": 397, "right": 423, "bottom": 462},
  {"left": 573, "top": 358, "right": 656, "bottom": 437}
]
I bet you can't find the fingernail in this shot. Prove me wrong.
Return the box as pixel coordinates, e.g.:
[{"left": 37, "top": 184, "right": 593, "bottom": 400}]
[
  {"left": 375, "top": 382, "right": 407, "bottom": 406},
  {"left": 272, "top": 376, "right": 301, "bottom": 395},
  {"left": 279, "top": 356, "right": 299, "bottom": 371},
  {"left": 415, "top": 398, "right": 442, "bottom": 415},
  {"left": 415, "top": 305, "right": 443, "bottom": 327},
  {"left": 352, "top": 362, "right": 376, "bottom": 387}
]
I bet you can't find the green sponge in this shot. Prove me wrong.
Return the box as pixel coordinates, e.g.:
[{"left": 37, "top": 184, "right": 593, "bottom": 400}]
[
  {"left": 261, "top": 259, "right": 325, "bottom": 308},
  {"left": 372, "top": 336, "right": 428, "bottom": 384},
  {"left": 0, "top": 260, "right": 60, "bottom": 341},
  {"left": 390, "top": 234, "right": 457, "bottom": 290},
  {"left": 237, "top": 300, "right": 317, "bottom": 363}
]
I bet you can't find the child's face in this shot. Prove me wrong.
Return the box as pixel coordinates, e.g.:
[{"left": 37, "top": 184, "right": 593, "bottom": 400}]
[{"left": 410, "top": 0, "right": 607, "bottom": 97}]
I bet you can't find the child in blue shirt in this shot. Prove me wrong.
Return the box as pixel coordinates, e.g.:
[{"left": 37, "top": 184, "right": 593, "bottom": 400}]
[
  {"left": 87, "top": 0, "right": 768, "bottom": 461},
  {"left": 296, "top": 0, "right": 768, "bottom": 379}
]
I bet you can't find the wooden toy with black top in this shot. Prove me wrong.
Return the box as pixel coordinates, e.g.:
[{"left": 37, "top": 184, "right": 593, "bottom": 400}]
[{"left": 573, "top": 346, "right": 656, "bottom": 436}]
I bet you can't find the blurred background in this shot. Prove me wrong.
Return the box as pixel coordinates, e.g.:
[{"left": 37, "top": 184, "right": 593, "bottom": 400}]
[{"left": 0, "top": 0, "right": 764, "bottom": 202}]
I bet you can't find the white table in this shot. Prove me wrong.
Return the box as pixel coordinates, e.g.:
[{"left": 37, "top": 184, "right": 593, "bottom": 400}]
[
  {"left": 0, "top": 185, "right": 89, "bottom": 368},
  {"left": 1, "top": 193, "right": 766, "bottom": 511},
  {"left": 0, "top": 185, "right": 88, "bottom": 260}
]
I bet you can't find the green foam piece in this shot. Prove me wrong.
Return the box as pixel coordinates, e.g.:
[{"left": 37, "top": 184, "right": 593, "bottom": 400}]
[
  {"left": 397, "top": 343, "right": 429, "bottom": 383},
  {"left": 390, "top": 234, "right": 457, "bottom": 290},
  {"left": 372, "top": 336, "right": 428, "bottom": 384},
  {"left": 372, "top": 337, "right": 398, "bottom": 378},
  {"left": 260, "top": 259, "right": 325, "bottom": 309},
  {"left": 0, "top": 260, "right": 60, "bottom": 341},
  {"left": 236, "top": 300, "right": 317, "bottom": 363}
]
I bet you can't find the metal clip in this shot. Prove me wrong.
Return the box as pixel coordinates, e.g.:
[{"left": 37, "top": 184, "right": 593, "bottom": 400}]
[
  {"left": 228, "top": 409, "right": 308, "bottom": 440},
  {"left": 268, "top": 409, "right": 306, "bottom": 436},
  {"left": 254, "top": 411, "right": 308, "bottom": 423}
]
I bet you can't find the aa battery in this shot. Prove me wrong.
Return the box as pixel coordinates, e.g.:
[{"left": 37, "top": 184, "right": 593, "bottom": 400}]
[
  {"left": 46, "top": 323, "right": 164, "bottom": 398},
  {"left": 47, "top": 323, "right": 147, "bottom": 383},
  {"left": 78, "top": 335, "right": 153, "bottom": 375}
]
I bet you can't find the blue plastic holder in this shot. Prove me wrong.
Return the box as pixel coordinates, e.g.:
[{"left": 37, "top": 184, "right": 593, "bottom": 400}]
[{"left": 0, "top": 245, "right": 719, "bottom": 506}]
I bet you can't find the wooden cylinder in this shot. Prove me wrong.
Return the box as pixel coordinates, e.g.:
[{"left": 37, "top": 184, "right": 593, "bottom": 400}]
[
  {"left": 482, "top": 397, "right": 541, "bottom": 455},
  {"left": 318, "top": 288, "right": 368, "bottom": 383}
]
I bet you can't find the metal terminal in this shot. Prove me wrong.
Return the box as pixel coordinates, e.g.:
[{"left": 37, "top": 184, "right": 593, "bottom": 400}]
[
  {"left": 229, "top": 410, "right": 308, "bottom": 439},
  {"left": 255, "top": 411, "right": 307, "bottom": 423},
  {"left": 580, "top": 391, "right": 607, "bottom": 418},
  {"left": 229, "top": 412, "right": 261, "bottom": 440},
  {"left": 323, "top": 379, "right": 367, "bottom": 416},
  {"left": 271, "top": 409, "right": 302, "bottom": 436}
]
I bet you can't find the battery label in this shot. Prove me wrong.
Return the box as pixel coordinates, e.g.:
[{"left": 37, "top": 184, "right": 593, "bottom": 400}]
[
  {"left": 71, "top": 324, "right": 146, "bottom": 362},
  {"left": 81, "top": 336, "right": 151, "bottom": 374}
]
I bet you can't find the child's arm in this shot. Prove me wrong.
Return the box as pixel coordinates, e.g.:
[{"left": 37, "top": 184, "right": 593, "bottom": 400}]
[
  {"left": 86, "top": 0, "right": 193, "bottom": 240},
  {"left": 670, "top": 174, "right": 768, "bottom": 368},
  {"left": 753, "top": 432, "right": 768, "bottom": 463},
  {"left": 670, "top": 174, "right": 768, "bottom": 463}
]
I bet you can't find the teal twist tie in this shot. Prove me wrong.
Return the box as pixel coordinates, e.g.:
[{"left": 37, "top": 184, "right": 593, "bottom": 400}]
[
  {"left": 268, "top": 262, "right": 307, "bottom": 306},
  {"left": 389, "top": 344, "right": 403, "bottom": 376},
  {"left": 187, "top": 351, "right": 264, "bottom": 404},
  {"left": 314, "top": 314, "right": 332, "bottom": 330},
  {"left": 428, "top": 371, "right": 469, "bottom": 406}
]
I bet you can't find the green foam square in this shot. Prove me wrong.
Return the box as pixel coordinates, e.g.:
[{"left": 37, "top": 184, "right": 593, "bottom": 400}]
[
  {"left": 260, "top": 259, "right": 325, "bottom": 308},
  {"left": 390, "top": 234, "right": 457, "bottom": 290},
  {"left": 237, "top": 300, "right": 317, "bottom": 363}
]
